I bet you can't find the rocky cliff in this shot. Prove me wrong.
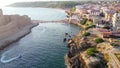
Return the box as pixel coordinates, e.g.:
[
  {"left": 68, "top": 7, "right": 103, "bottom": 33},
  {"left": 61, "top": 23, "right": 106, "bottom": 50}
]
[
  {"left": 0, "top": 9, "right": 38, "bottom": 50},
  {"left": 65, "top": 36, "right": 108, "bottom": 68}
]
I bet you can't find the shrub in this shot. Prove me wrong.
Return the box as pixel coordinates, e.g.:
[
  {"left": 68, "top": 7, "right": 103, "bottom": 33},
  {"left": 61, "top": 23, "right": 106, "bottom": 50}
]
[
  {"left": 87, "top": 48, "right": 98, "bottom": 56},
  {"left": 85, "top": 25, "right": 96, "bottom": 30},
  {"left": 70, "top": 7, "right": 76, "bottom": 12},
  {"left": 103, "top": 26, "right": 110, "bottom": 29},
  {"left": 110, "top": 43, "right": 119, "bottom": 47},
  {"left": 83, "top": 32, "right": 91, "bottom": 36},
  {"left": 81, "top": 18, "right": 88, "bottom": 25},
  {"left": 94, "top": 38, "right": 104, "bottom": 43}
]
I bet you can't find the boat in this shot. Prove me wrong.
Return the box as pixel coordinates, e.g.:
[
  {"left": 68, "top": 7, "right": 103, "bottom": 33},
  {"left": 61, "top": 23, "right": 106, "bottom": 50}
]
[{"left": 1, "top": 55, "right": 22, "bottom": 63}]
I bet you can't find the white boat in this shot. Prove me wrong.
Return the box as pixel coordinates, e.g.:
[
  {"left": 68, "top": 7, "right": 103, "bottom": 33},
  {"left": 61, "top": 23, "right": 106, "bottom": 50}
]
[{"left": 0, "top": 55, "right": 21, "bottom": 63}]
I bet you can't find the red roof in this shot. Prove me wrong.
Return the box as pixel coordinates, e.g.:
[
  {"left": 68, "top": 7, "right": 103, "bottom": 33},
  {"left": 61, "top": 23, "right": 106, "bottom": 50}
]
[{"left": 103, "top": 32, "right": 112, "bottom": 35}]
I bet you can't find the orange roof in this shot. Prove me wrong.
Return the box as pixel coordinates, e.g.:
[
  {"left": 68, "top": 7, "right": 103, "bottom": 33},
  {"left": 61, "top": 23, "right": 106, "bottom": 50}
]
[{"left": 103, "top": 32, "right": 112, "bottom": 35}]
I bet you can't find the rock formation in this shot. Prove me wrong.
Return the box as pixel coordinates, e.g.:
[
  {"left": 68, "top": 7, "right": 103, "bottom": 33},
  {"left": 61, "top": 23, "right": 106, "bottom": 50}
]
[
  {"left": 65, "top": 36, "right": 108, "bottom": 68},
  {"left": 0, "top": 9, "right": 38, "bottom": 50}
]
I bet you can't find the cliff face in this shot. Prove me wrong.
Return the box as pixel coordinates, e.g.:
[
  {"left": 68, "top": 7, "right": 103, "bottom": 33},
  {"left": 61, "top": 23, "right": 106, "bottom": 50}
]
[
  {"left": 66, "top": 37, "right": 108, "bottom": 68},
  {"left": 0, "top": 9, "right": 38, "bottom": 50},
  {"left": 0, "top": 15, "right": 31, "bottom": 40}
]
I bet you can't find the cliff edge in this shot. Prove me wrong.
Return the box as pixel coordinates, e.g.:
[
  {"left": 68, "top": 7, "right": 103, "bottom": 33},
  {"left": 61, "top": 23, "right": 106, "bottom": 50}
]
[{"left": 0, "top": 9, "right": 38, "bottom": 50}]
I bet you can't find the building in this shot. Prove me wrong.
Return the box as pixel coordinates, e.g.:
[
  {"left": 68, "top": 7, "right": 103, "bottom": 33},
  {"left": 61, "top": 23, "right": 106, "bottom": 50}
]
[
  {"left": 112, "top": 13, "right": 120, "bottom": 31},
  {"left": 93, "top": 16, "right": 102, "bottom": 26},
  {"left": 87, "top": 9, "right": 101, "bottom": 16},
  {"left": 104, "top": 9, "right": 116, "bottom": 21}
]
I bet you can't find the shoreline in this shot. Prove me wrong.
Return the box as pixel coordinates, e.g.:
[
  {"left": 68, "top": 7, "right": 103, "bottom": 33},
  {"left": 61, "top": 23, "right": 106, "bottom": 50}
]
[
  {"left": 63, "top": 18, "right": 82, "bottom": 68},
  {"left": 64, "top": 10, "right": 120, "bottom": 68},
  {"left": 0, "top": 22, "right": 38, "bottom": 51},
  {"left": 0, "top": 18, "right": 75, "bottom": 52},
  {"left": 0, "top": 7, "right": 69, "bottom": 52}
]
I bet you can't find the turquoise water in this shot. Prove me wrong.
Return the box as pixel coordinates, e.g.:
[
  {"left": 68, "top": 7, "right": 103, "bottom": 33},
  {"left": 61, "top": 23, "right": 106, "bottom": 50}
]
[{"left": 0, "top": 7, "right": 80, "bottom": 68}]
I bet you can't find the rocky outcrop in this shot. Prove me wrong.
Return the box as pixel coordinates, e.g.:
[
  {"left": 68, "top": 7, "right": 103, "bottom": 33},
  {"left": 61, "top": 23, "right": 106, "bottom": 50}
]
[
  {"left": 0, "top": 9, "right": 38, "bottom": 50},
  {"left": 65, "top": 36, "right": 108, "bottom": 68}
]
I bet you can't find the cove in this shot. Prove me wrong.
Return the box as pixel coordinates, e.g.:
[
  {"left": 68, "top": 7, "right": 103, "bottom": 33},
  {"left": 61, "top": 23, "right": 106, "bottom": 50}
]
[{"left": 0, "top": 7, "right": 80, "bottom": 68}]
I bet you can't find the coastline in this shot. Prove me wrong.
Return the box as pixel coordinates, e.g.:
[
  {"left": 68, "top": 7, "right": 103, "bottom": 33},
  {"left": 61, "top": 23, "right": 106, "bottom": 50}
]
[
  {"left": 0, "top": 7, "right": 68, "bottom": 51},
  {"left": 0, "top": 17, "right": 73, "bottom": 51},
  {"left": 0, "top": 7, "right": 80, "bottom": 67},
  {"left": 64, "top": 10, "right": 120, "bottom": 68},
  {"left": 0, "top": 22, "right": 38, "bottom": 51},
  {"left": 64, "top": 20, "right": 82, "bottom": 68}
]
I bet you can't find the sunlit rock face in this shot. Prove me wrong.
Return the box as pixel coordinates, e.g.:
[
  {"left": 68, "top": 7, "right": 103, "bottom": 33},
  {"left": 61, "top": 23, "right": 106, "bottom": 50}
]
[{"left": 0, "top": 9, "right": 32, "bottom": 40}]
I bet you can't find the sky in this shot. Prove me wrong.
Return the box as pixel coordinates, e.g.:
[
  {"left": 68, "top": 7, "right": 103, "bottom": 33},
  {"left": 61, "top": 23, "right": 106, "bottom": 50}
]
[
  {"left": 0, "top": 0, "right": 115, "bottom": 7},
  {"left": 0, "top": 0, "right": 39, "bottom": 7}
]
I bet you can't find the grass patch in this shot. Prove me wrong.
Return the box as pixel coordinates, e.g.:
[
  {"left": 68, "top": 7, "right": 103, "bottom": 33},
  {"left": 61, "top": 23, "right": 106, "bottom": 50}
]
[
  {"left": 87, "top": 48, "right": 98, "bottom": 56},
  {"left": 82, "top": 32, "right": 91, "bottom": 36},
  {"left": 94, "top": 38, "right": 104, "bottom": 43}
]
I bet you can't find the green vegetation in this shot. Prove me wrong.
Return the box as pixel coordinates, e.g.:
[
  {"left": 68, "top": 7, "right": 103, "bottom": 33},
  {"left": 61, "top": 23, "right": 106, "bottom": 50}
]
[
  {"left": 85, "top": 20, "right": 93, "bottom": 26},
  {"left": 81, "top": 18, "right": 88, "bottom": 25},
  {"left": 70, "top": 7, "right": 76, "bottom": 12},
  {"left": 69, "top": 7, "right": 76, "bottom": 16},
  {"left": 110, "top": 43, "right": 119, "bottom": 47},
  {"left": 94, "top": 38, "right": 104, "bottom": 43},
  {"left": 85, "top": 25, "right": 96, "bottom": 30},
  {"left": 82, "top": 32, "right": 91, "bottom": 36},
  {"left": 7, "top": 1, "right": 83, "bottom": 8},
  {"left": 103, "top": 26, "right": 110, "bottom": 29},
  {"left": 87, "top": 48, "right": 98, "bottom": 56}
]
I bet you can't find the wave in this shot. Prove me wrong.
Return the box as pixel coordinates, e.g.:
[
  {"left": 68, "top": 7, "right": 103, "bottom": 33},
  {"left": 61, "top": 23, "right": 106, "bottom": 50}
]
[{"left": 0, "top": 55, "right": 21, "bottom": 63}]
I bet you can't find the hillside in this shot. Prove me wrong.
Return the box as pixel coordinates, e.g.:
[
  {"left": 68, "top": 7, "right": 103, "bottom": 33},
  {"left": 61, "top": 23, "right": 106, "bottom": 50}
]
[{"left": 7, "top": 1, "right": 88, "bottom": 9}]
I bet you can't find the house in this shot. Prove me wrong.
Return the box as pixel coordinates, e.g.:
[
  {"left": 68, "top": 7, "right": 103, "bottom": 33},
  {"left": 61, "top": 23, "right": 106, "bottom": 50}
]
[
  {"left": 102, "top": 32, "right": 112, "bottom": 38},
  {"left": 87, "top": 9, "right": 101, "bottom": 16},
  {"left": 93, "top": 16, "right": 102, "bottom": 26}
]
